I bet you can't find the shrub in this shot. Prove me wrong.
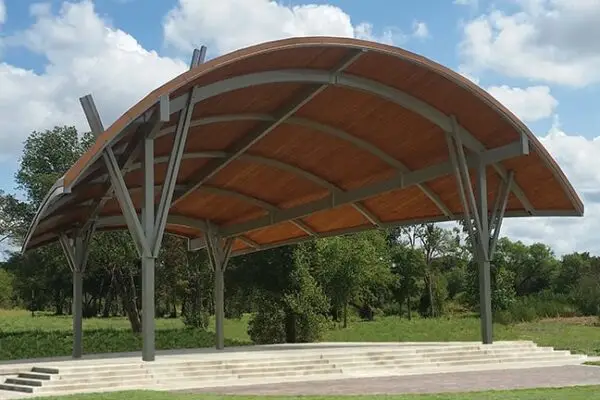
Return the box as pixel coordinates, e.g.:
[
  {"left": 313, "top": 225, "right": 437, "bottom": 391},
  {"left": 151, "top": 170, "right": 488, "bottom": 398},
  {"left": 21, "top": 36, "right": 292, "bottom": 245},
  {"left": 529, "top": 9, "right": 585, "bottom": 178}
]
[
  {"left": 573, "top": 274, "right": 600, "bottom": 316},
  {"left": 494, "top": 292, "right": 577, "bottom": 325},
  {"left": 0, "top": 268, "right": 14, "bottom": 309},
  {"left": 0, "top": 328, "right": 250, "bottom": 361},
  {"left": 382, "top": 301, "right": 404, "bottom": 317},
  {"left": 247, "top": 298, "right": 287, "bottom": 344},
  {"left": 181, "top": 309, "right": 209, "bottom": 329}
]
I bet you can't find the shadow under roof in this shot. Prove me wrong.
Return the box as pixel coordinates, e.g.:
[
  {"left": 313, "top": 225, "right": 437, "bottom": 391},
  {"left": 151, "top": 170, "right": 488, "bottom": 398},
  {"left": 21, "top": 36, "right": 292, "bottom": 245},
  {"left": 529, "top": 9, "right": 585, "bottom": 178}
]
[{"left": 22, "top": 36, "right": 584, "bottom": 256}]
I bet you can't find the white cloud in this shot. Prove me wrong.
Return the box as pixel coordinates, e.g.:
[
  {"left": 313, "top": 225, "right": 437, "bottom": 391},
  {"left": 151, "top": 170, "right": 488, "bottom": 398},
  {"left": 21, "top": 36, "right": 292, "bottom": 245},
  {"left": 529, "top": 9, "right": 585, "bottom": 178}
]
[
  {"left": 412, "top": 21, "right": 429, "bottom": 39},
  {"left": 0, "top": 0, "right": 5, "bottom": 26},
  {"left": 502, "top": 116, "right": 600, "bottom": 255},
  {"left": 162, "top": 0, "right": 406, "bottom": 55},
  {"left": 486, "top": 85, "right": 558, "bottom": 122},
  {"left": 459, "top": 1, "right": 600, "bottom": 87},
  {"left": 454, "top": 0, "right": 478, "bottom": 7},
  {"left": 0, "top": 1, "right": 187, "bottom": 161}
]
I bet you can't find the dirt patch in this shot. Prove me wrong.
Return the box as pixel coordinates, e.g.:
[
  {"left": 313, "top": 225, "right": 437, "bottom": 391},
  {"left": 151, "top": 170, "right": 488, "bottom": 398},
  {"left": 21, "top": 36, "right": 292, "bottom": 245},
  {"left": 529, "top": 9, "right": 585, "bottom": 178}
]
[{"left": 540, "top": 316, "right": 599, "bottom": 326}]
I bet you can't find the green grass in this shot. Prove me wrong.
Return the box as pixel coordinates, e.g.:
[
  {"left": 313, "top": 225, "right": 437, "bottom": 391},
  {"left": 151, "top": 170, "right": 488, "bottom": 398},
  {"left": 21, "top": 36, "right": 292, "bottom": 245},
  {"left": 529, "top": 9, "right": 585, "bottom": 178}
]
[
  {"left": 584, "top": 361, "right": 600, "bottom": 366},
  {"left": 1, "top": 309, "right": 600, "bottom": 361},
  {"left": 323, "top": 316, "right": 600, "bottom": 356},
  {"left": 37, "top": 386, "right": 600, "bottom": 400}
]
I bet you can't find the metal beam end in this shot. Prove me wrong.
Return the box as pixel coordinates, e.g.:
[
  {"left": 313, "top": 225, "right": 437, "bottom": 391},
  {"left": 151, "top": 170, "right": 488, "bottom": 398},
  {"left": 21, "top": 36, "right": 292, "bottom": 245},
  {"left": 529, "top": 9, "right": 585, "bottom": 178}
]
[
  {"left": 159, "top": 94, "right": 170, "bottom": 122},
  {"left": 190, "top": 46, "right": 208, "bottom": 68},
  {"left": 521, "top": 133, "right": 530, "bottom": 155}
]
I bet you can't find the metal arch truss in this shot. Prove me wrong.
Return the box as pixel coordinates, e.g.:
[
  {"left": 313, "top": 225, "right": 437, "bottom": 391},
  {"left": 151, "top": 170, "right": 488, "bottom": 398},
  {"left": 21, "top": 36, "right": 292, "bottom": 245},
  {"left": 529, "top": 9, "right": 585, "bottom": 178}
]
[
  {"left": 445, "top": 117, "right": 515, "bottom": 345},
  {"left": 58, "top": 225, "right": 95, "bottom": 359},
  {"left": 162, "top": 66, "right": 534, "bottom": 215},
  {"left": 168, "top": 50, "right": 365, "bottom": 209},
  {"left": 77, "top": 47, "right": 208, "bottom": 362}
]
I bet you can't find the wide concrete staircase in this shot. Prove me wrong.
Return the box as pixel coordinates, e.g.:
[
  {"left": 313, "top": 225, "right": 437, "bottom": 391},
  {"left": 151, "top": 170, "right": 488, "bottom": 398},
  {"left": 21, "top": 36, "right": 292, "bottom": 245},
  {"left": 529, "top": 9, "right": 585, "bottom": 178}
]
[{"left": 0, "top": 341, "right": 587, "bottom": 397}]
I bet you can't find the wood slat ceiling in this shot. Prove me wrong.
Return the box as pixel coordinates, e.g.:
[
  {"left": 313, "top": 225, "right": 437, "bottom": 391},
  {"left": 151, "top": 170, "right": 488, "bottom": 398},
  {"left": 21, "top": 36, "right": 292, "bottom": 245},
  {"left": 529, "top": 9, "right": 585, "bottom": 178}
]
[{"left": 23, "top": 37, "right": 583, "bottom": 255}]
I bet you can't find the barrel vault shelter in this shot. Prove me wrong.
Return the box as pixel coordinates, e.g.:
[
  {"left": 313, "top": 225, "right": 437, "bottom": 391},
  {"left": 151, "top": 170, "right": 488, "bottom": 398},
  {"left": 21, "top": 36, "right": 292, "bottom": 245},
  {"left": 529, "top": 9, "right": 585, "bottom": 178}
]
[{"left": 22, "top": 37, "right": 583, "bottom": 362}]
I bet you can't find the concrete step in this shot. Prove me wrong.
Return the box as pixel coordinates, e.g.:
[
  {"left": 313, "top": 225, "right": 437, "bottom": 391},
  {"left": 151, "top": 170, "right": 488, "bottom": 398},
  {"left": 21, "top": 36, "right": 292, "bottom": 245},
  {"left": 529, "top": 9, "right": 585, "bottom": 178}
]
[
  {"left": 236, "top": 367, "right": 343, "bottom": 380},
  {"left": 0, "top": 383, "right": 36, "bottom": 394},
  {"left": 228, "top": 364, "right": 338, "bottom": 375},
  {"left": 51, "top": 362, "right": 339, "bottom": 382},
  {"left": 31, "top": 367, "right": 59, "bottom": 375},
  {"left": 18, "top": 372, "right": 53, "bottom": 380},
  {"left": 338, "top": 353, "right": 583, "bottom": 371},
  {"left": 4, "top": 378, "right": 43, "bottom": 387},
  {"left": 427, "top": 351, "right": 572, "bottom": 362},
  {"left": 33, "top": 367, "right": 344, "bottom": 394}
]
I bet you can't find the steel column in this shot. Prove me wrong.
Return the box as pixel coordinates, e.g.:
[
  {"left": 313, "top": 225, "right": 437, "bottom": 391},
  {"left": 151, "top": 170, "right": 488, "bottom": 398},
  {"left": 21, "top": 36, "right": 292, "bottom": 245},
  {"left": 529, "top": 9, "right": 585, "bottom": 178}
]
[
  {"left": 446, "top": 116, "right": 517, "bottom": 345},
  {"left": 79, "top": 47, "right": 206, "bottom": 362},
  {"left": 475, "top": 158, "right": 493, "bottom": 344},
  {"left": 59, "top": 227, "right": 93, "bottom": 359},
  {"left": 72, "top": 268, "right": 83, "bottom": 357},
  {"left": 205, "top": 229, "right": 233, "bottom": 350},
  {"left": 141, "top": 133, "right": 156, "bottom": 362}
]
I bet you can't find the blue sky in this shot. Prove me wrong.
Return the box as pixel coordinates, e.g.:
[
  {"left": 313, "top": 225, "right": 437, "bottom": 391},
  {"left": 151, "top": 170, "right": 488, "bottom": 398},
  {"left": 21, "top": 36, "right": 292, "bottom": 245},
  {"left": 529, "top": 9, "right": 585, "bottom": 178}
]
[{"left": 1, "top": 0, "right": 599, "bottom": 254}]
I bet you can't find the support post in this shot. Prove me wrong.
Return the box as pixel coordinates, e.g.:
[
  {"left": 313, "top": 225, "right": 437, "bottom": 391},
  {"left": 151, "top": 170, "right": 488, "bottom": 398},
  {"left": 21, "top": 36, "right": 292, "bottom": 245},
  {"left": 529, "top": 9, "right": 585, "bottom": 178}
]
[
  {"left": 446, "top": 117, "right": 516, "bottom": 345},
  {"left": 141, "top": 133, "right": 155, "bottom": 362},
  {"left": 59, "top": 227, "right": 94, "bottom": 359},
  {"left": 206, "top": 229, "right": 233, "bottom": 350},
  {"left": 78, "top": 46, "right": 207, "bottom": 362},
  {"left": 475, "top": 159, "right": 492, "bottom": 344},
  {"left": 72, "top": 268, "right": 83, "bottom": 357}
]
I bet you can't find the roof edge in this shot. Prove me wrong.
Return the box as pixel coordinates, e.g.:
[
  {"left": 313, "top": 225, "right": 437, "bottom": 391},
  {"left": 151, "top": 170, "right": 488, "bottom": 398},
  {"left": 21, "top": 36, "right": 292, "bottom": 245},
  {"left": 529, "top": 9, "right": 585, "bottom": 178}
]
[{"left": 21, "top": 176, "right": 67, "bottom": 253}]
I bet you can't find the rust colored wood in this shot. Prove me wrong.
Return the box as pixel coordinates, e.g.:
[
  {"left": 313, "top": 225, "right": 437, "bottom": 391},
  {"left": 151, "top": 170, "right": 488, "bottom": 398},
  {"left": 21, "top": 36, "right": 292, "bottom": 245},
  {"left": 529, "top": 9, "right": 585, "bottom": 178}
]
[
  {"left": 22, "top": 37, "right": 583, "bottom": 255},
  {"left": 245, "top": 221, "right": 308, "bottom": 245}
]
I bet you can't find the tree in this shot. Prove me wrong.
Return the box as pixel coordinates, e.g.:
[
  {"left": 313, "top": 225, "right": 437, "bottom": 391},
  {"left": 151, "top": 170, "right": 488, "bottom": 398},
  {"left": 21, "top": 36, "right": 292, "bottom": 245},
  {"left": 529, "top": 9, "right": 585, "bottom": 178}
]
[
  {"left": 314, "top": 231, "right": 392, "bottom": 327},
  {"left": 416, "top": 224, "right": 453, "bottom": 317},
  {"left": 390, "top": 244, "right": 425, "bottom": 319},
  {"left": 241, "top": 245, "right": 330, "bottom": 344},
  {"left": 16, "top": 126, "right": 91, "bottom": 207},
  {"left": 0, "top": 192, "right": 31, "bottom": 246}
]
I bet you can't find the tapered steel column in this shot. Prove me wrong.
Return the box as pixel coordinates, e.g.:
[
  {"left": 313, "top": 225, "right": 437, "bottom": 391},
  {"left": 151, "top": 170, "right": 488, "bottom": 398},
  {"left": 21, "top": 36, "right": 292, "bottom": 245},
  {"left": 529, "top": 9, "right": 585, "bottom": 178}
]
[
  {"left": 60, "top": 230, "right": 93, "bottom": 359},
  {"left": 475, "top": 159, "right": 493, "bottom": 344},
  {"left": 141, "top": 133, "right": 156, "bottom": 362},
  {"left": 206, "top": 231, "right": 233, "bottom": 350}
]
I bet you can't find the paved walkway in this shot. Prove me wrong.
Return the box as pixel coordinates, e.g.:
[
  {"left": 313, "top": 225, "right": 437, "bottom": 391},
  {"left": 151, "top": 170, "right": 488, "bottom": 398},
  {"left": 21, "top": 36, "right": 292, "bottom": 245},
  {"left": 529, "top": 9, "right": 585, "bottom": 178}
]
[{"left": 178, "top": 365, "right": 600, "bottom": 395}]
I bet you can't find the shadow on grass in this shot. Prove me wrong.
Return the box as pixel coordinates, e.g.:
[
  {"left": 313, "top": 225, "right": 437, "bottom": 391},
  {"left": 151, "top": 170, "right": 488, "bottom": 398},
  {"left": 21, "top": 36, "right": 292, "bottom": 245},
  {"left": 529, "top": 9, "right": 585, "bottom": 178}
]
[{"left": 0, "top": 328, "right": 251, "bottom": 361}]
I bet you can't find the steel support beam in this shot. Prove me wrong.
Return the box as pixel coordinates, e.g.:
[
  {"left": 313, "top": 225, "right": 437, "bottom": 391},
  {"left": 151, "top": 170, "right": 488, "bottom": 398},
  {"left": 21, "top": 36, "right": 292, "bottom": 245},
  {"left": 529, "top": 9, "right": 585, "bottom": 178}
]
[
  {"left": 218, "top": 138, "right": 527, "bottom": 238},
  {"left": 205, "top": 228, "right": 233, "bottom": 350},
  {"left": 79, "top": 48, "right": 206, "bottom": 362},
  {"left": 489, "top": 171, "right": 514, "bottom": 258},
  {"left": 58, "top": 226, "right": 94, "bottom": 359},
  {"left": 155, "top": 114, "right": 453, "bottom": 218},
  {"left": 162, "top": 68, "right": 533, "bottom": 214},
  {"left": 152, "top": 46, "right": 207, "bottom": 257},
  {"left": 141, "top": 132, "right": 156, "bottom": 361},
  {"left": 445, "top": 116, "right": 517, "bottom": 345},
  {"left": 475, "top": 157, "right": 492, "bottom": 345},
  {"left": 170, "top": 50, "right": 365, "bottom": 209}
]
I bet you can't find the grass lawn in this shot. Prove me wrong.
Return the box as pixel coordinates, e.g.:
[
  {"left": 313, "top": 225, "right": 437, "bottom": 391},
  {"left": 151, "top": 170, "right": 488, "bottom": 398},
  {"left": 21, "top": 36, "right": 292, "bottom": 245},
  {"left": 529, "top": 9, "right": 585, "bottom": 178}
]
[
  {"left": 38, "top": 386, "right": 600, "bottom": 400},
  {"left": 1, "top": 309, "right": 600, "bottom": 360}
]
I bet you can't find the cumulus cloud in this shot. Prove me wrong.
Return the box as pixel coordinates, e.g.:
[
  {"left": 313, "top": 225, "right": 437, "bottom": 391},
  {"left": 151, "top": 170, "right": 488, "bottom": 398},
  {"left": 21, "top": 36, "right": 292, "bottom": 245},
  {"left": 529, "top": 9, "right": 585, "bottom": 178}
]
[
  {"left": 459, "top": 0, "right": 600, "bottom": 87},
  {"left": 162, "top": 0, "right": 406, "bottom": 54},
  {"left": 412, "top": 21, "right": 429, "bottom": 39},
  {"left": 486, "top": 85, "right": 558, "bottom": 122},
  {"left": 502, "top": 116, "right": 600, "bottom": 255},
  {"left": 454, "top": 0, "right": 478, "bottom": 6},
  {"left": 0, "top": 0, "right": 5, "bottom": 26},
  {"left": 0, "top": 1, "right": 187, "bottom": 161}
]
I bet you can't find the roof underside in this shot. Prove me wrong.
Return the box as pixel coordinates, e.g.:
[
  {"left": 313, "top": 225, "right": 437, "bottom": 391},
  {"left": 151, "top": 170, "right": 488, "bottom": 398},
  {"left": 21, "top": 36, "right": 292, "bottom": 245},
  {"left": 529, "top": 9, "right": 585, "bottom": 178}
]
[{"left": 22, "top": 37, "right": 584, "bottom": 256}]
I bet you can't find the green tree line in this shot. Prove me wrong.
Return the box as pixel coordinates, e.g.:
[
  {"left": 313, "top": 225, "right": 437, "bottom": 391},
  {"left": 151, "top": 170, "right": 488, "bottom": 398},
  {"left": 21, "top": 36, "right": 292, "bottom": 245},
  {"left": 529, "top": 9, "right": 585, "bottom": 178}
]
[{"left": 1, "top": 126, "right": 599, "bottom": 343}]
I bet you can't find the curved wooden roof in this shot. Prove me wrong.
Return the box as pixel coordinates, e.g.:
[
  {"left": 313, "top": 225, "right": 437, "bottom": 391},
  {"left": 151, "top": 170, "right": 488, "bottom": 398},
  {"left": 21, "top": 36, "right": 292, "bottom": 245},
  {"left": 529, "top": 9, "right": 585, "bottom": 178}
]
[{"left": 22, "top": 36, "right": 583, "bottom": 255}]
